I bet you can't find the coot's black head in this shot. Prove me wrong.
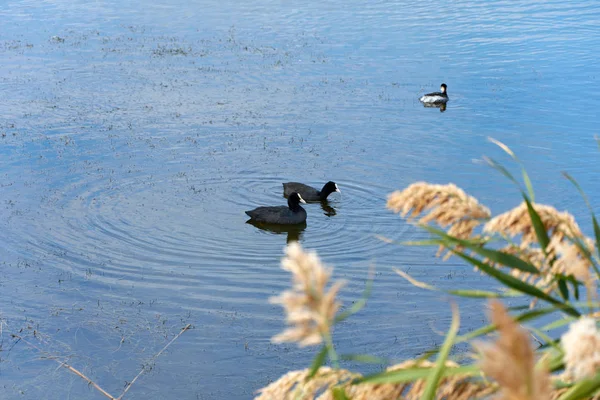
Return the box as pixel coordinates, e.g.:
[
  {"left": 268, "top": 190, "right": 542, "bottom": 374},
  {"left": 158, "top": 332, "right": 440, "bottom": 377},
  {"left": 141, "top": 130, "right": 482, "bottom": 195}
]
[
  {"left": 288, "top": 192, "right": 306, "bottom": 210},
  {"left": 321, "top": 181, "right": 341, "bottom": 197},
  {"left": 440, "top": 83, "right": 447, "bottom": 94}
]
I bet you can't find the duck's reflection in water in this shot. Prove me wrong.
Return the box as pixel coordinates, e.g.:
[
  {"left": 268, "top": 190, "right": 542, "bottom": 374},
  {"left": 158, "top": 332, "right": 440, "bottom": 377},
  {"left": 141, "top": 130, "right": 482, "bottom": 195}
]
[
  {"left": 246, "top": 220, "right": 307, "bottom": 244},
  {"left": 422, "top": 102, "right": 447, "bottom": 112},
  {"left": 320, "top": 201, "right": 337, "bottom": 217}
]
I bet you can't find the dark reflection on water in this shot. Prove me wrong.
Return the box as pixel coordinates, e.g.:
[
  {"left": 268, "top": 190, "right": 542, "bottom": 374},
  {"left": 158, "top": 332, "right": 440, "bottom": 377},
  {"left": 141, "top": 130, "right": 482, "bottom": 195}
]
[
  {"left": 0, "top": 0, "right": 599, "bottom": 398},
  {"left": 320, "top": 201, "right": 337, "bottom": 217},
  {"left": 422, "top": 102, "right": 447, "bottom": 112},
  {"left": 246, "top": 220, "right": 307, "bottom": 244}
]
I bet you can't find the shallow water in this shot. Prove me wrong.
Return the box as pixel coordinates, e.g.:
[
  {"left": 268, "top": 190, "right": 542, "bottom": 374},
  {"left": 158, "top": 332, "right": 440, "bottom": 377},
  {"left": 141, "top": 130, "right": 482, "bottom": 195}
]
[{"left": 1, "top": 0, "right": 599, "bottom": 398}]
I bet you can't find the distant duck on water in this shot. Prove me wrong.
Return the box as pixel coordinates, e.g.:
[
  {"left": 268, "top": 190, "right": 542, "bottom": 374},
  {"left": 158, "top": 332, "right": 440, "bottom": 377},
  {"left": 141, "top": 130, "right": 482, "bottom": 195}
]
[{"left": 419, "top": 83, "right": 449, "bottom": 104}]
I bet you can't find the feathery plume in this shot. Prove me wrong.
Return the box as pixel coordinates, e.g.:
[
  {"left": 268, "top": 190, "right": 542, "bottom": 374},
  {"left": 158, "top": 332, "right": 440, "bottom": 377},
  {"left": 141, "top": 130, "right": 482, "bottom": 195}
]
[
  {"left": 255, "top": 361, "right": 494, "bottom": 400},
  {"left": 483, "top": 202, "right": 585, "bottom": 248},
  {"left": 269, "top": 242, "right": 346, "bottom": 347},
  {"left": 474, "top": 299, "right": 551, "bottom": 400},
  {"left": 387, "top": 182, "right": 491, "bottom": 257},
  {"left": 483, "top": 202, "right": 596, "bottom": 298},
  {"left": 561, "top": 317, "right": 600, "bottom": 381},
  {"left": 254, "top": 367, "right": 358, "bottom": 400}
]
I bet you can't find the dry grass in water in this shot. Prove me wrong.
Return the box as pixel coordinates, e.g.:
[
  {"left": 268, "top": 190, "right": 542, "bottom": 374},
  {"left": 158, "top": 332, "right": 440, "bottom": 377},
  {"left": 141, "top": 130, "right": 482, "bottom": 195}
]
[
  {"left": 12, "top": 324, "right": 192, "bottom": 400},
  {"left": 269, "top": 242, "right": 346, "bottom": 347}
]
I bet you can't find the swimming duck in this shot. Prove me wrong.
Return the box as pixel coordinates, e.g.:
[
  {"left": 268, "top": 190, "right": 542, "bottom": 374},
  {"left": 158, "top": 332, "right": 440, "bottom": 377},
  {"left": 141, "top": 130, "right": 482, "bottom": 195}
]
[
  {"left": 245, "top": 192, "right": 307, "bottom": 224},
  {"left": 282, "top": 181, "right": 340, "bottom": 202},
  {"left": 419, "top": 83, "right": 449, "bottom": 104}
]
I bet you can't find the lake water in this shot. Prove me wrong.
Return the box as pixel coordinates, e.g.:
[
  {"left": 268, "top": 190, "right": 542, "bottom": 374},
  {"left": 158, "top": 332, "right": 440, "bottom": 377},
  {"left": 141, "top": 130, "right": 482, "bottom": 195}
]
[{"left": 1, "top": 0, "right": 599, "bottom": 398}]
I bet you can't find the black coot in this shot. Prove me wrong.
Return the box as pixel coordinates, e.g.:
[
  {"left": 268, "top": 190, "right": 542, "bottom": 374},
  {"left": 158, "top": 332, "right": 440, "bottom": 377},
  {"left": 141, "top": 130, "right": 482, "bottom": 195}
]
[
  {"left": 245, "top": 192, "right": 307, "bottom": 224},
  {"left": 282, "top": 181, "right": 340, "bottom": 202}
]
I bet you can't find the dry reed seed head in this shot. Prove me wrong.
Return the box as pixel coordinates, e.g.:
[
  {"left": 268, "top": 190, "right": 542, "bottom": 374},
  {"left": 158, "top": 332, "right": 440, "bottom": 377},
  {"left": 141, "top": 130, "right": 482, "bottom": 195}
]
[
  {"left": 316, "top": 359, "right": 494, "bottom": 400},
  {"left": 475, "top": 300, "right": 551, "bottom": 400},
  {"left": 561, "top": 317, "right": 600, "bottom": 381},
  {"left": 482, "top": 202, "right": 595, "bottom": 297},
  {"left": 254, "top": 367, "right": 358, "bottom": 400},
  {"left": 269, "top": 242, "right": 346, "bottom": 347},
  {"left": 387, "top": 182, "right": 490, "bottom": 223},
  {"left": 483, "top": 202, "right": 585, "bottom": 248},
  {"left": 546, "top": 236, "right": 595, "bottom": 282},
  {"left": 387, "top": 183, "right": 491, "bottom": 259}
]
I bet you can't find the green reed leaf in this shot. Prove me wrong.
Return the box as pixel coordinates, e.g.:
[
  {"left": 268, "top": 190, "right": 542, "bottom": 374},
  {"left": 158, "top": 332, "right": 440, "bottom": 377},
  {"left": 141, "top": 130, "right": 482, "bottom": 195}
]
[
  {"left": 331, "top": 387, "right": 350, "bottom": 400},
  {"left": 524, "top": 196, "right": 550, "bottom": 252},
  {"left": 339, "top": 354, "right": 390, "bottom": 364},
  {"left": 562, "top": 171, "right": 600, "bottom": 280},
  {"left": 421, "top": 303, "right": 460, "bottom": 400},
  {"left": 489, "top": 137, "right": 535, "bottom": 201},
  {"left": 355, "top": 364, "right": 479, "bottom": 385},
  {"left": 452, "top": 250, "right": 579, "bottom": 317},
  {"left": 420, "top": 225, "right": 540, "bottom": 274},
  {"left": 557, "top": 371, "right": 600, "bottom": 400},
  {"left": 307, "top": 346, "right": 328, "bottom": 379},
  {"left": 335, "top": 264, "right": 374, "bottom": 324},
  {"left": 483, "top": 156, "right": 523, "bottom": 191}
]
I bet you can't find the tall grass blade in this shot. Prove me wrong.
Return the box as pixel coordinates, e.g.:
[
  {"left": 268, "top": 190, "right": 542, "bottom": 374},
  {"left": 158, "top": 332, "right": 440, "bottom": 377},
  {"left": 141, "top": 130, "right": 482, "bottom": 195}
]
[
  {"left": 420, "top": 225, "right": 540, "bottom": 274},
  {"left": 395, "top": 268, "right": 521, "bottom": 298},
  {"left": 557, "top": 278, "right": 569, "bottom": 301},
  {"left": 452, "top": 250, "right": 580, "bottom": 317},
  {"left": 457, "top": 305, "right": 568, "bottom": 344},
  {"left": 541, "top": 316, "right": 578, "bottom": 331},
  {"left": 339, "top": 354, "right": 390, "bottom": 364},
  {"left": 421, "top": 303, "right": 460, "bottom": 400},
  {"left": 355, "top": 364, "right": 478, "bottom": 385},
  {"left": 394, "top": 268, "right": 439, "bottom": 291},
  {"left": 524, "top": 196, "right": 550, "bottom": 252},
  {"left": 562, "top": 172, "right": 593, "bottom": 210},
  {"left": 447, "top": 289, "right": 523, "bottom": 298},
  {"left": 488, "top": 137, "right": 535, "bottom": 201},
  {"left": 562, "top": 171, "right": 600, "bottom": 280},
  {"left": 331, "top": 387, "right": 350, "bottom": 400},
  {"left": 335, "top": 265, "right": 374, "bottom": 324},
  {"left": 483, "top": 156, "right": 523, "bottom": 191},
  {"left": 307, "top": 346, "right": 328, "bottom": 379},
  {"left": 556, "top": 371, "right": 600, "bottom": 400},
  {"left": 566, "top": 233, "right": 600, "bottom": 283}
]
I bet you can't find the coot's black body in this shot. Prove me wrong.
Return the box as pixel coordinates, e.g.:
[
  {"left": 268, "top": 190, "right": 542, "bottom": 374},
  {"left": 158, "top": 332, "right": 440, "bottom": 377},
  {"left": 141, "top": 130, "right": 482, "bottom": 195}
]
[
  {"left": 282, "top": 181, "right": 340, "bottom": 202},
  {"left": 245, "top": 192, "right": 307, "bottom": 224}
]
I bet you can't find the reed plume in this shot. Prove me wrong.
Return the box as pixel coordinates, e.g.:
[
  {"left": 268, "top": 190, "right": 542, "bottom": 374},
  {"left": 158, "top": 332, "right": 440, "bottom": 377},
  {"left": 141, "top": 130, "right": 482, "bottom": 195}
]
[
  {"left": 255, "top": 361, "right": 494, "bottom": 400},
  {"left": 269, "top": 242, "right": 346, "bottom": 347},
  {"left": 484, "top": 202, "right": 596, "bottom": 297},
  {"left": 387, "top": 182, "right": 491, "bottom": 258},
  {"left": 561, "top": 317, "right": 600, "bottom": 381},
  {"left": 483, "top": 202, "right": 584, "bottom": 247},
  {"left": 474, "top": 299, "right": 551, "bottom": 400},
  {"left": 254, "top": 367, "right": 358, "bottom": 400}
]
